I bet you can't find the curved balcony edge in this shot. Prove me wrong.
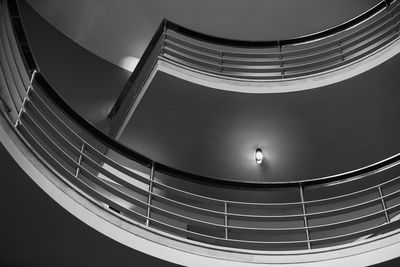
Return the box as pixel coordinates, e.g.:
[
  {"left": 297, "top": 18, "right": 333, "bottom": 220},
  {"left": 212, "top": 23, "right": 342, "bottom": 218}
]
[
  {"left": 109, "top": 0, "right": 400, "bottom": 121},
  {"left": 156, "top": 35, "right": 400, "bottom": 94},
  {"left": 2, "top": 106, "right": 400, "bottom": 266}
]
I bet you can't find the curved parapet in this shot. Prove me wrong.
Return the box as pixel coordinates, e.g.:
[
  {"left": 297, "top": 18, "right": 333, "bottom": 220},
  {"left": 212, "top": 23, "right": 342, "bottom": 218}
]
[
  {"left": 157, "top": 36, "right": 400, "bottom": 94},
  {"left": 2, "top": 0, "right": 400, "bottom": 266},
  {"left": 158, "top": 0, "right": 400, "bottom": 93}
]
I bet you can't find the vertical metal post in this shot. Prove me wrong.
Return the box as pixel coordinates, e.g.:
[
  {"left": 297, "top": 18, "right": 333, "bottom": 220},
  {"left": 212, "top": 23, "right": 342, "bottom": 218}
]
[
  {"left": 146, "top": 161, "right": 155, "bottom": 227},
  {"left": 219, "top": 51, "right": 224, "bottom": 73},
  {"left": 224, "top": 202, "right": 228, "bottom": 239},
  {"left": 378, "top": 186, "right": 390, "bottom": 223},
  {"left": 337, "top": 41, "right": 345, "bottom": 61},
  {"left": 75, "top": 143, "right": 85, "bottom": 178},
  {"left": 278, "top": 41, "right": 285, "bottom": 78},
  {"left": 385, "top": 0, "right": 399, "bottom": 35},
  {"left": 161, "top": 20, "right": 167, "bottom": 57},
  {"left": 15, "top": 70, "right": 37, "bottom": 127},
  {"left": 300, "top": 183, "right": 311, "bottom": 250},
  {"left": 385, "top": 0, "right": 392, "bottom": 15}
]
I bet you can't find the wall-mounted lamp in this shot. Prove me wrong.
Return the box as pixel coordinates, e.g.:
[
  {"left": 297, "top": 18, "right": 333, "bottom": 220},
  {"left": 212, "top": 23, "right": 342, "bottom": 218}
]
[{"left": 255, "top": 148, "right": 263, "bottom": 164}]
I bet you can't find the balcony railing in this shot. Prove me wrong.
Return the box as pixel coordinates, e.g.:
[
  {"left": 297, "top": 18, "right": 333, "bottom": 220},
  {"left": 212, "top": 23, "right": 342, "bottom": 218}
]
[
  {"left": 110, "top": 0, "right": 400, "bottom": 119},
  {"left": 163, "top": 0, "right": 400, "bottom": 80},
  {"left": 1, "top": 0, "right": 400, "bottom": 255}
]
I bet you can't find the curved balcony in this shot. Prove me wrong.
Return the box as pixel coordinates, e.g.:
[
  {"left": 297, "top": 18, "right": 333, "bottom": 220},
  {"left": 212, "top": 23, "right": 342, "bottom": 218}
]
[
  {"left": 2, "top": 0, "right": 400, "bottom": 266},
  {"left": 162, "top": 0, "right": 400, "bottom": 79},
  {"left": 108, "top": 0, "right": 400, "bottom": 136},
  {"left": 126, "top": 0, "right": 400, "bottom": 85}
]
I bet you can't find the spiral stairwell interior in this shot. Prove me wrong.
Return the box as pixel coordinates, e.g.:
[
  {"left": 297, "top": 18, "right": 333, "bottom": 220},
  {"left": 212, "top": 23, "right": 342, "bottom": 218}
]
[{"left": 2, "top": 0, "right": 400, "bottom": 266}]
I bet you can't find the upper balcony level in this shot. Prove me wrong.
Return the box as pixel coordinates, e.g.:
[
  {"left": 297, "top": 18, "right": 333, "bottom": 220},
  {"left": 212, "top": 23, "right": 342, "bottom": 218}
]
[
  {"left": 2, "top": 0, "right": 400, "bottom": 266},
  {"left": 106, "top": 0, "right": 400, "bottom": 141}
]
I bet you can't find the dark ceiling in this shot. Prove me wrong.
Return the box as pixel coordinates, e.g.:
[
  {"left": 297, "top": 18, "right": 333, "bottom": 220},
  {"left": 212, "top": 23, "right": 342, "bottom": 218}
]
[{"left": 120, "top": 55, "right": 400, "bottom": 183}]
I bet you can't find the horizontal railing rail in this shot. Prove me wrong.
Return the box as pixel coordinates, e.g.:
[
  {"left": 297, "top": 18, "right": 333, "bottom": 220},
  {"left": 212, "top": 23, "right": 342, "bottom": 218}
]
[
  {"left": 161, "top": 0, "right": 400, "bottom": 79},
  {"left": 2, "top": 0, "right": 400, "bottom": 252}
]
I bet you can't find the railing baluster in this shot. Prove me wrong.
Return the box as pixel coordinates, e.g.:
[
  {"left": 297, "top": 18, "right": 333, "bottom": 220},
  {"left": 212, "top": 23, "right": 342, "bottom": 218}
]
[
  {"left": 161, "top": 22, "right": 167, "bottom": 56},
  {"left": 385, "top": 0, "right": 400, "bottom": 36},
  {"left": 278, "top": 41, "right": 285, "bottom": 78},
  {"left": 224, "top": 202, "right": 228, "bottom": 239},
  {"left": 75, "top": 143, "right": 85, "bottom": 178},
  {"left": 337, "top": 41, "right": 345, "bottom": 61},
  {"left": 146, "top": 161, "right": 155, "bottom": 227},
  {"left": 300, "top": 183, "right": 311, "bottom": 250},
  {"left": 15, "top": 70, "right": 37, "bottom": 127},
  {"left": 219, "top": 51, "right": 224, "bottom": 73},
  {"left": 378, "top": 186, "right": 390, "bottom": 223}
]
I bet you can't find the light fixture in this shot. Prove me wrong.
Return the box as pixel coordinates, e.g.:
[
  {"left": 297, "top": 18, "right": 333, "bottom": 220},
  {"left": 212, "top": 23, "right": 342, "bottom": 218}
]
[{"left": 255, "top": 148, "right": 263, "bottom": 164}]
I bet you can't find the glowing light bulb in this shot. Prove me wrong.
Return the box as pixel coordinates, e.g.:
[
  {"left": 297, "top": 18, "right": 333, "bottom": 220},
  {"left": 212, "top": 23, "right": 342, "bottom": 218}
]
[{"left": 255, "top": 148, "right": 263, "bottom": 164}]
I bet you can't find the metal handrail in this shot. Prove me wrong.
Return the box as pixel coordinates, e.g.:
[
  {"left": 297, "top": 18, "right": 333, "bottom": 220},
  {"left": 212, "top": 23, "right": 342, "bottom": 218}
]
[
  {"left": 166, "top": 0, "right": 394, "bottom": 48},
  {"left": 164, "top": 1, "right": 399, "bottom": 78}
]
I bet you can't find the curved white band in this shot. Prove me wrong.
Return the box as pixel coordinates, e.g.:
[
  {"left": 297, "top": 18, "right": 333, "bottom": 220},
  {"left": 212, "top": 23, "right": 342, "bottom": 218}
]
[{"left": 158, "top": 37, "right": 400, "bottom": 94}]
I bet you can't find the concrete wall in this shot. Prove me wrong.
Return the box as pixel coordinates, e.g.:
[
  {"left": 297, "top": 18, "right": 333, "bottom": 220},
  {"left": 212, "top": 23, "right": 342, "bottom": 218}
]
[{"left": 19, "top": 0, "right": 131, "bottom": 131}]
